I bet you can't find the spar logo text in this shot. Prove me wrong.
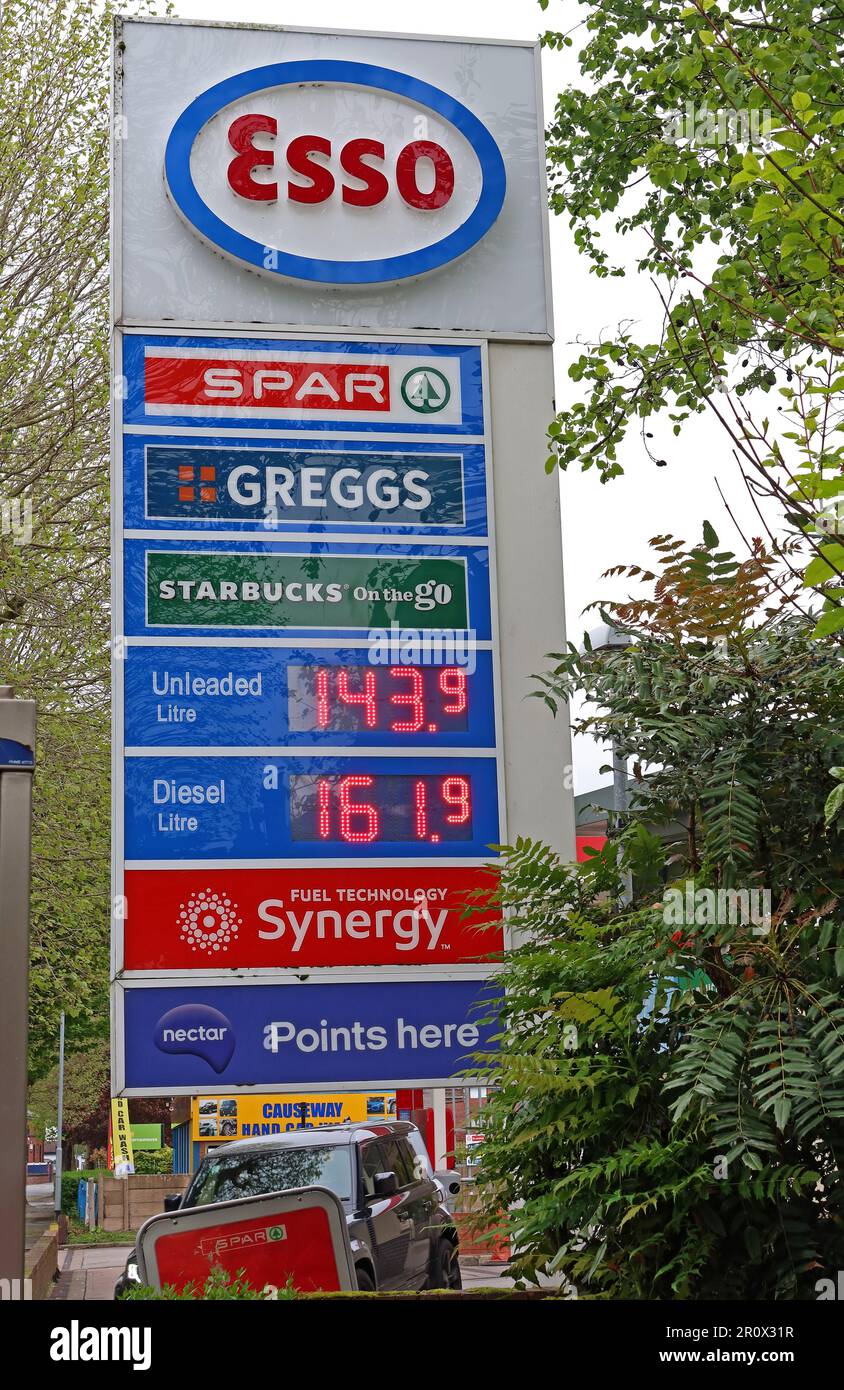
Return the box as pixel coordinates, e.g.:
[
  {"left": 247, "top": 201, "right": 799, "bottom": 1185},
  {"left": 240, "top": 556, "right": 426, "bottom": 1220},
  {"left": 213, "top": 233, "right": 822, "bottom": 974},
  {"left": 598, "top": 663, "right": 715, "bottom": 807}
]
[
  {"left": 144, "top": 351, "right": 390, "bottom": 415},
  {"left": 197, "top": 1223, "right": 286, "bottom": 1257}
]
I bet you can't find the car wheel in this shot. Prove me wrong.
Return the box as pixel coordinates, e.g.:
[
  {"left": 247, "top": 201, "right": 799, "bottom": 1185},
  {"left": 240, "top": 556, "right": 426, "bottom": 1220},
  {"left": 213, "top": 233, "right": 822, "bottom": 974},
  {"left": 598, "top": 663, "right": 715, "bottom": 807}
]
[
  {"left": 429, "top": 1237, "right": 462, "bottom": 1290},
  {"left": 355, "top": 1266, "right": 376, "bottom": 1292}
]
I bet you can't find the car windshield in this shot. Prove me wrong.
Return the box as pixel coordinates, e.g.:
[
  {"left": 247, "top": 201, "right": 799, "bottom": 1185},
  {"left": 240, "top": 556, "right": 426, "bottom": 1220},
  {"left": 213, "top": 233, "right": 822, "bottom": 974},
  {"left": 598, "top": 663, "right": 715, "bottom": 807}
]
[{"left": 185, "top": 1145, "right": 353, "bottom": 1207}]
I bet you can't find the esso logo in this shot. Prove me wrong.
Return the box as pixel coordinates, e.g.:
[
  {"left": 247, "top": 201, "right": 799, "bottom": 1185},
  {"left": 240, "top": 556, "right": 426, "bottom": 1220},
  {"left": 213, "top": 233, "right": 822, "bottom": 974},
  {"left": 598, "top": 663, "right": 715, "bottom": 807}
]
[
  {"left": 227, "top": 120, "right": 457, "bottom": 212},
  {"left": 164, "top": 60, "right": 507, "bottom": 286}
]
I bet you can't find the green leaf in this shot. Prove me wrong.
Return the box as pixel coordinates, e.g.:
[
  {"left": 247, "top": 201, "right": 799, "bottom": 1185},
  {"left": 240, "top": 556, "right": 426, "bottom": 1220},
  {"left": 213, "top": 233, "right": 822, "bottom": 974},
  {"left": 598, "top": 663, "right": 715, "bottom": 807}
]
[
  {"left": 804, "top": 545, "right": 844, "bottom": 586},
  {"left": 812, "top": 608, "right": 844, "bottom": 638},
  {"left": 824, "top": 782, "right": 844, "bottom": 826}
]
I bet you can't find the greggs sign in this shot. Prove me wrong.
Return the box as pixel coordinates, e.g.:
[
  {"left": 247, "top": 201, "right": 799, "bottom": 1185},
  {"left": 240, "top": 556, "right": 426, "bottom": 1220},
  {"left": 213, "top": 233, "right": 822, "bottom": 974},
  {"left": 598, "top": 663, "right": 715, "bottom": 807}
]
[{"left": 164, "top": 60, "right": 507, "bottom": 285}]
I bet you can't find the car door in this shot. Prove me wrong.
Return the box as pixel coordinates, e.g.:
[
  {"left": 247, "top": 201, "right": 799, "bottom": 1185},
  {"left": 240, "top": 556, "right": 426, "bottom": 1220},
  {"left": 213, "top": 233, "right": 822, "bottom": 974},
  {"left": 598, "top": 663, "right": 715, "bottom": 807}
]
[
  {"left": 380, "top": 1136, "right": 439, "bottom": 1288},
  {"left": 359, "top": 1139, "right": 417, "bottom": 1290}
]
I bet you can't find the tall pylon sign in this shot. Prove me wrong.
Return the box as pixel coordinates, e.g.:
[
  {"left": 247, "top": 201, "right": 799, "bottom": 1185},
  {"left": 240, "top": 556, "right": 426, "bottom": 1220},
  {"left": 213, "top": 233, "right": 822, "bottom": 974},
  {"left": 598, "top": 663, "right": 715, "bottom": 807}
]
[{"left": 110, "top": 17, "right": 574, "bottom": 1096}]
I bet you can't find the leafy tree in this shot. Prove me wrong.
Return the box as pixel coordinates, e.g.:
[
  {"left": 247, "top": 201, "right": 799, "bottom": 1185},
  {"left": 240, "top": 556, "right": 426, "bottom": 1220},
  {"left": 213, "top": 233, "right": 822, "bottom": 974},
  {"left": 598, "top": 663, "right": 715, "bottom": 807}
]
[
  {"left": 28, "top": 1037, "right": 170, "bottom": 1161},
  {"left": 28, "top": 1038, "right": 110, "bottom": 1161},
  {"left": 472, "top": 529, "right": 844, "bottom": 1298},
  {"left": 541, "top": 0, "right": 844, "bottom": 629},
  {"left": 0, "top": 0, "right": 162, "bottom": 1077}
]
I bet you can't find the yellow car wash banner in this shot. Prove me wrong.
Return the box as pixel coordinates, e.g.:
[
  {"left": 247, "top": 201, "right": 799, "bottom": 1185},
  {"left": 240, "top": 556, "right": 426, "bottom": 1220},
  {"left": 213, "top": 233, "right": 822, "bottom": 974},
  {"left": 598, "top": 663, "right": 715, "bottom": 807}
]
[
  {"left": 192, "top": 1092, "right": 396, "bottom": 1142},
  {"left": 111, "top": 1097, "right": 135, "bottom": 1176}
]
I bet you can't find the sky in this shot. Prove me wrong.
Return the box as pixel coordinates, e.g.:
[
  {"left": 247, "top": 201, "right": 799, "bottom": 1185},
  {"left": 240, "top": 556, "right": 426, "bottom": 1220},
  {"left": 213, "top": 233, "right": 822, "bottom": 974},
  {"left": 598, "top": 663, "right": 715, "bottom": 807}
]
[{"left": 161, "top": 0, "right": 764, "bottom": 790}]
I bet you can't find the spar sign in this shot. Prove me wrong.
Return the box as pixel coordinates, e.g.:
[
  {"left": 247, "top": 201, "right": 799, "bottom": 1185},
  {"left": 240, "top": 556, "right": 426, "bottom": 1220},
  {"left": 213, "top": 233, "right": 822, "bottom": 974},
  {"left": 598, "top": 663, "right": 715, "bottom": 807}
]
[
  {"left": 137, "top": 1189, "right": 357, "bottom": 1294},
  {"left": 121, "top": 335, "right": 480, "bottom": 432},
  {"left": 164, "top": 61, "right": 507, "bottom": 286}
]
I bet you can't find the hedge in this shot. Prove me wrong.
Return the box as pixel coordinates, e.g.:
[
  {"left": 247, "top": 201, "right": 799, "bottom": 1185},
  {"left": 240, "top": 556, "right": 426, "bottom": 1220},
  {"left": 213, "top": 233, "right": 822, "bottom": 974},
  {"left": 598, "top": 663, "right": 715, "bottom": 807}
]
[
  {"left": 133, "top": 1147, "right": 173, "bottom": 1175},
  {"left": 60, "top": 1171, "right": 99, "bottom": 1215}
]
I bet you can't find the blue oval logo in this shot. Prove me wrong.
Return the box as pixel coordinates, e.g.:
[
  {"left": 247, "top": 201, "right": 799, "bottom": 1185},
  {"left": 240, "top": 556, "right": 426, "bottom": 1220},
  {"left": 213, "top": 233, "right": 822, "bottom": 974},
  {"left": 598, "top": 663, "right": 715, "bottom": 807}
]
[
  {"left": 155, "top": 1003, "right": 235, "bottom": 1074},
  {"left": 164, "top": 60, "right": 507, "bottom": 286}
]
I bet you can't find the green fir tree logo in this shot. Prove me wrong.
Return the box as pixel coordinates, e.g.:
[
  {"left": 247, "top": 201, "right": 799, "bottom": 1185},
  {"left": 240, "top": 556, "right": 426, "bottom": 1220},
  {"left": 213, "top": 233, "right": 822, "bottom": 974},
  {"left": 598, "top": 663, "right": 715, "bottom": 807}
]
[{"left": 400, "top": 367, "right": 451, "bottom": 414}]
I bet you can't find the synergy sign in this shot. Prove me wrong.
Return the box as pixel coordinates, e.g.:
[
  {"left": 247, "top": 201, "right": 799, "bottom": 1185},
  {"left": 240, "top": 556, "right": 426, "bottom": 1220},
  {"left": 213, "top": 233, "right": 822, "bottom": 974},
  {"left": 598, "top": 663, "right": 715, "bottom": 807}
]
[
  {"left": 164, "top": 60, "right": 507, "bottom": 285},
  {"left": 123, "top": 867, "right": 499, "bottom": 970}
]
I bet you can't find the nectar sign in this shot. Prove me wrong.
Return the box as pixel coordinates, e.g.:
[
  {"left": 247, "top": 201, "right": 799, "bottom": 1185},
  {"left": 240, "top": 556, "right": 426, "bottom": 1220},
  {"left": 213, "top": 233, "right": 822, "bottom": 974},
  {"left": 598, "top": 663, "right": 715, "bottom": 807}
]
[{"left": 165, "top": 60, "right": 507, "bottom": 286}]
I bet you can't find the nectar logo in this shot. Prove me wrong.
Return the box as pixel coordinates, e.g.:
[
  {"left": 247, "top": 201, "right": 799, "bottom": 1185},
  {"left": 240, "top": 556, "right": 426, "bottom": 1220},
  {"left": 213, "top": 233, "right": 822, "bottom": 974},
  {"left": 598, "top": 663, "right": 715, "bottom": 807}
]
[
  {"left": 154, "top": 1003, "right": 235, "bottom": 1073},
  {"left": 179, "top": 890, "right": 242, "bottom": 955}
]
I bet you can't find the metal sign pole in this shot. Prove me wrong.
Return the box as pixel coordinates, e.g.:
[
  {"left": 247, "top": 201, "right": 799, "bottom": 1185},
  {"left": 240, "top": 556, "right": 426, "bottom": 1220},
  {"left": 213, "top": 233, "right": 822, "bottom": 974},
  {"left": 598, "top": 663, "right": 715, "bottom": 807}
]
[
  {"left": 54, "top": 1012, "right": 65, "bottom": 1217},
  {"left": 0, "top": 686, "right": 36, "bottom": 1290}
]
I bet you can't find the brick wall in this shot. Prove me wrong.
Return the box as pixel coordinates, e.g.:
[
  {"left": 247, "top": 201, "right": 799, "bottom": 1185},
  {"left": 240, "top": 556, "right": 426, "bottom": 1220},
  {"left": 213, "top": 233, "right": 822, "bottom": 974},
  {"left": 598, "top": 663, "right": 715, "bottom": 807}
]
[
  {"left": 99, "top": 1173, "right": 190, "bottom": 1232},
  {"left": 25, "top": 1227, "right": 58, "bottom": 1300}
]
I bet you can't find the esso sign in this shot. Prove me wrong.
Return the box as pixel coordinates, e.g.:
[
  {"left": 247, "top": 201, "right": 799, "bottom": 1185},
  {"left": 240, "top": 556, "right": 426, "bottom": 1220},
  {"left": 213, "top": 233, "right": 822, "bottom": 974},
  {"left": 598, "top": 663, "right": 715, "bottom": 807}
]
[
  {"left": 164, "top": 60, "right": 507, "bottom": 286},
  {"left": 227, "top": 119, "right": 457, "bottom": 212}
]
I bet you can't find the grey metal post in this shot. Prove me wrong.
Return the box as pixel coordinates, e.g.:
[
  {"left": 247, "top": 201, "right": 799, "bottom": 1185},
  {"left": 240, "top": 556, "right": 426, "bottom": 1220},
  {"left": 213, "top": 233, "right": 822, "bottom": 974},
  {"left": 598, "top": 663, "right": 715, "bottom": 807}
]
[
  {"left": 0, "top": 685, "right": 36, "bottom": 1290},
  {"left": 54, "top": 1012, "right": 65, "bottom": 1217},
  {"left": 583, "top": 626, "right": 634, "bottom": 906},
  {"left": 612, "top": 736, "right": 629, "bottom": 820},
  {"left": 612, "top": 736, "right": 634, "bottom": 907}
]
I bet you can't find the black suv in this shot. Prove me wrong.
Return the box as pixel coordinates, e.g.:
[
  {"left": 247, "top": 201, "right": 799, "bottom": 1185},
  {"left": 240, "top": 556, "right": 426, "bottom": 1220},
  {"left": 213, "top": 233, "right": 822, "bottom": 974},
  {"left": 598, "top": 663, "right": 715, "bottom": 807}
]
[{"left": 116, "top": 1121, "right": 461, "bottom": 1294}]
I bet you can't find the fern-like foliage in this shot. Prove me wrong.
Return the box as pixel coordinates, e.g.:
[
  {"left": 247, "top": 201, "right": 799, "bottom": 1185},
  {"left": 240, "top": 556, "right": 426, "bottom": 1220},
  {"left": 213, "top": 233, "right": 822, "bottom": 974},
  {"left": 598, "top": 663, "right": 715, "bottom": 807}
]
[
  {"left": 470, "top": 841, "right": 844, "bottom": 1299},
  {"left": 470, "top": 537, "right": 844, "bottom": 1300}
]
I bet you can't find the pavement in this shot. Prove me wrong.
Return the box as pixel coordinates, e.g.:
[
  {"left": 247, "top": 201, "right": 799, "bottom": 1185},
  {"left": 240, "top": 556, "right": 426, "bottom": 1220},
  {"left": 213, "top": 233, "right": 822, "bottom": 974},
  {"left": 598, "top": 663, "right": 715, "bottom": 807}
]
[
  {"left": 459, "top": 1261, "right": 516, "bottom": 1290},
  {"left": 52, "top": 1245, "right": 133, "bottom": 1301},
  {"left": 25, "top": 1181, "right": 57, "bottom": 1250},
  {"left": 51, "top": 1247, "right": 518, "bottom": 1300}
]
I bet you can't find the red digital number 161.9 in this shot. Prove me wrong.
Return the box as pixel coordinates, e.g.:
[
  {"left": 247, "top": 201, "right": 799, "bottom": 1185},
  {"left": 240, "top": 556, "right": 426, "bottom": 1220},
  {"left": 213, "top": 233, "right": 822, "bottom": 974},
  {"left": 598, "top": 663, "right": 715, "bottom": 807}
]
[{"left": 315, "top": 774, "right": 471, "bottom": 843}]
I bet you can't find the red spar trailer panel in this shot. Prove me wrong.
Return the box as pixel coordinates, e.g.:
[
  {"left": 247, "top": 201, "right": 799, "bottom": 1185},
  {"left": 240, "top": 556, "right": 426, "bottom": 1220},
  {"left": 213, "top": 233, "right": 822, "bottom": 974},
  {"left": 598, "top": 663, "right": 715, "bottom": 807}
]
[{"left": 136, "top": 1186, "right": 356, "bottom": 1294}]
